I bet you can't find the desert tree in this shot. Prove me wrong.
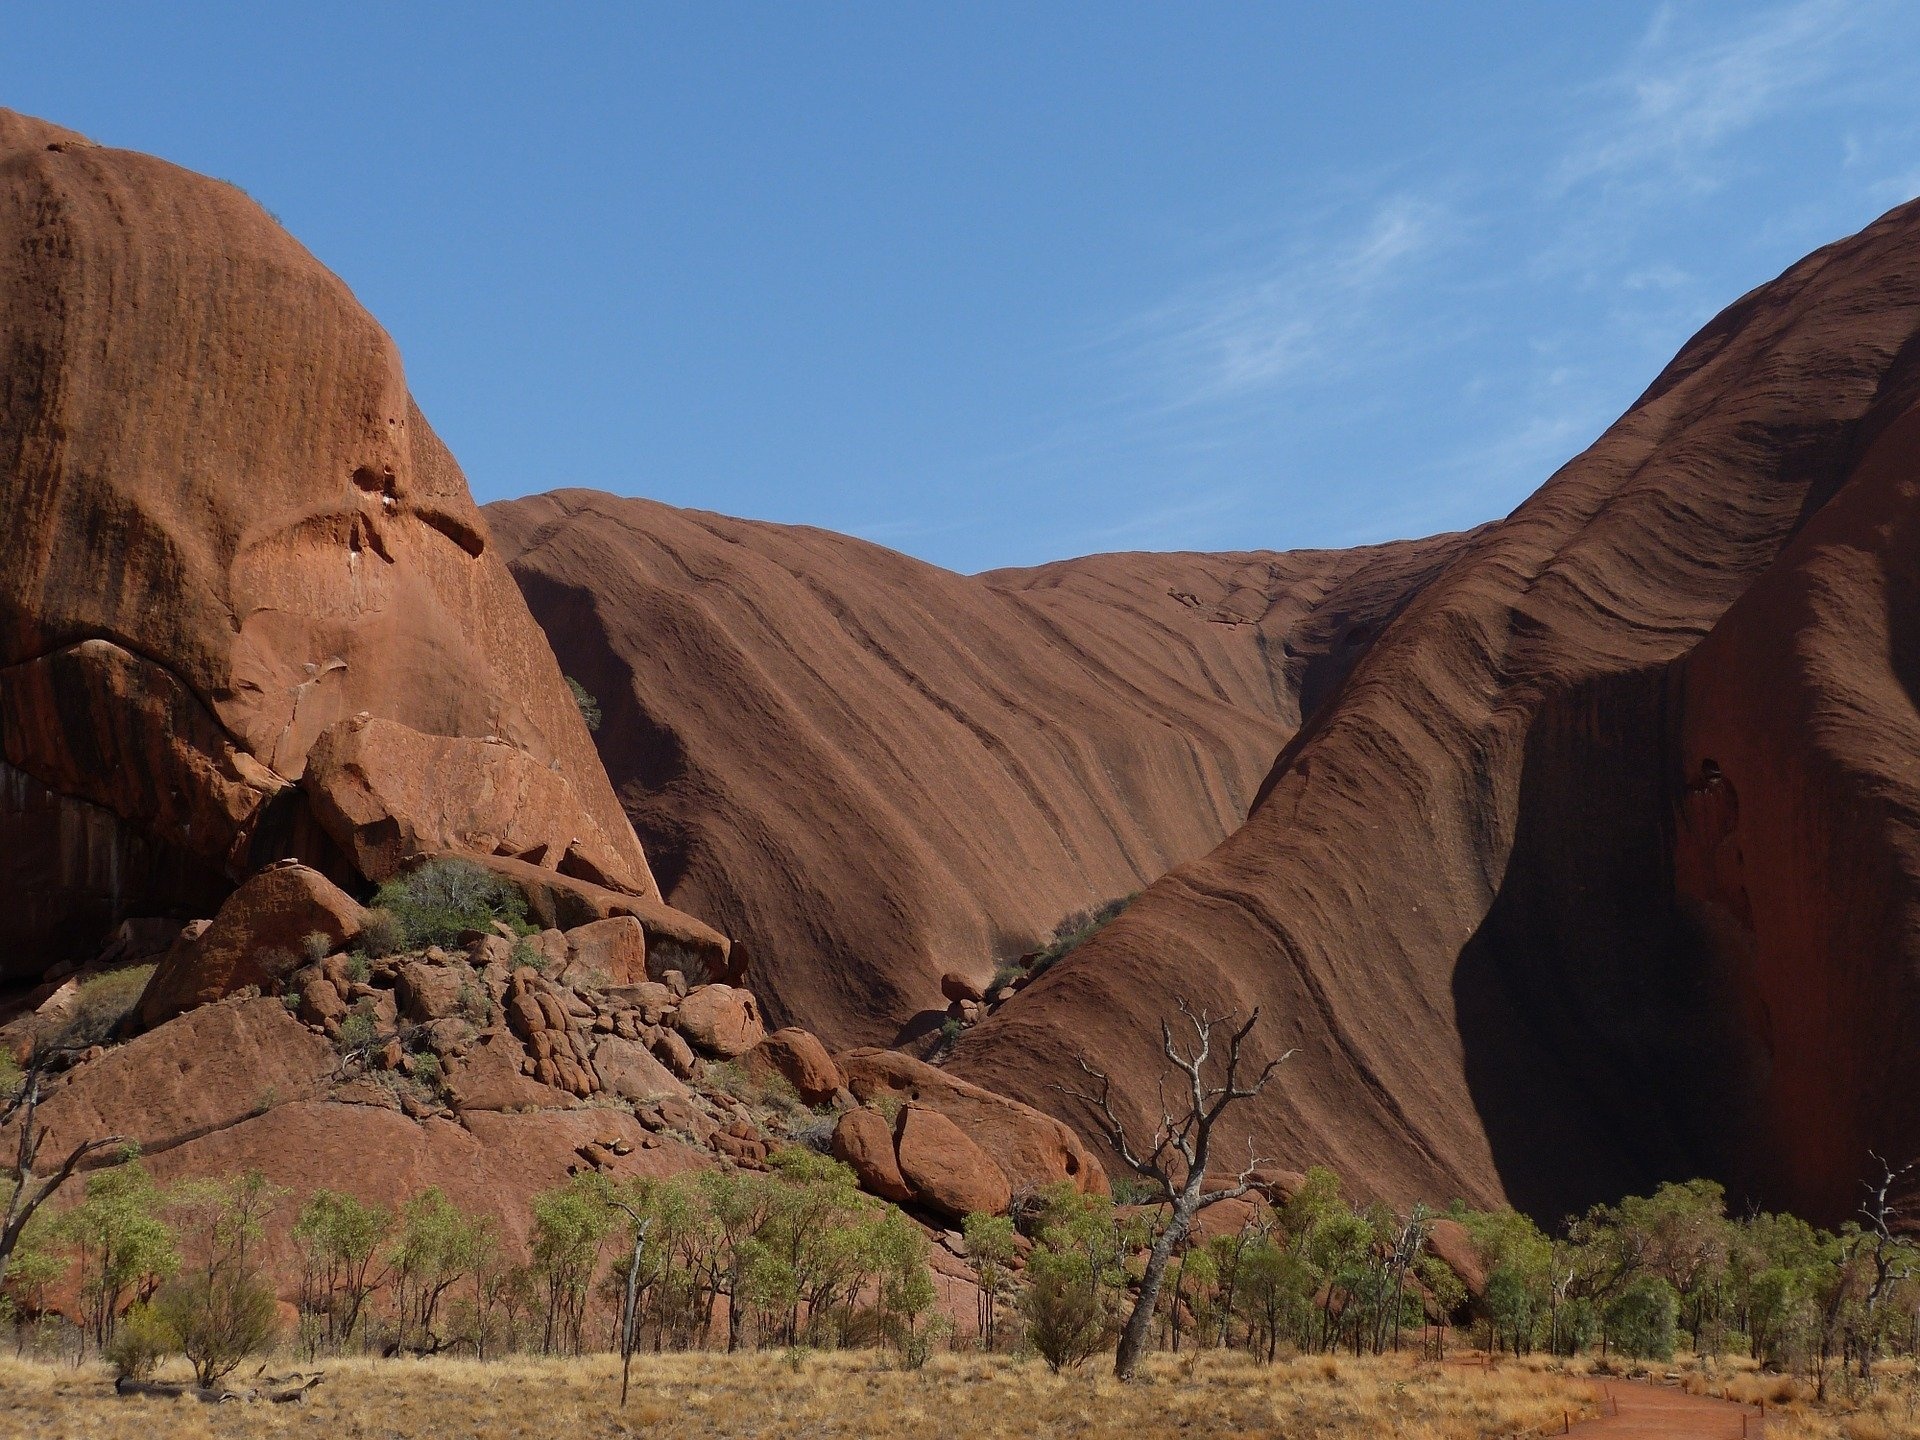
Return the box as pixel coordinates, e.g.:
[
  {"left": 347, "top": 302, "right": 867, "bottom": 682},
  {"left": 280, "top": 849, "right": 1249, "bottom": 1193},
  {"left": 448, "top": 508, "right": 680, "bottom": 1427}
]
[
  {"left": 605, "top": 1181, "right": 653, "bottom": 1409},
  {"left": 1, "top": 1045, "right": 132, "bottom": 1291},
  {"left": 154, "top": 1170, "right": 286, "bottom": 1387},
  {"left": 1847, "top": 1152, "right": 1919, "bottom": 1382},
  {"left": 1056, "top": 997, "right": 1291, "bottom": 1381}
]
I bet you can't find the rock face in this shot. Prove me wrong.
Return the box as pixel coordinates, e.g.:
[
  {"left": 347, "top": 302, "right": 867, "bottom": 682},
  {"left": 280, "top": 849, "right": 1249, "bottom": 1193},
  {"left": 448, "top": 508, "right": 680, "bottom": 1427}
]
[
  {"left": 137, "top": 864, "right": 365, "bottom": 1026},
  {"left": 674, "top": 984, "right": 766, "bottom": 1058},
  {"left": 0, "top": 108, "right": 660, "bottom": 982},
  {"left": 838, "top": 1047, "right": 1106, "bottom": 1198},
  {"left": 957, "top": 195, "right": 1920, "bottom": 1226},
  {"left": 747, "top": 1027, "right": 844, "bottom": 1104},
  {"left": 830, "top": 1107, "right": 914, "bottom": 1204},
  {"left": 487, "top": 491, "right": 1472, "bottom": 1042},
  {"left": 894, "top": 1105, "right": 1011, "bottom": 1221}
]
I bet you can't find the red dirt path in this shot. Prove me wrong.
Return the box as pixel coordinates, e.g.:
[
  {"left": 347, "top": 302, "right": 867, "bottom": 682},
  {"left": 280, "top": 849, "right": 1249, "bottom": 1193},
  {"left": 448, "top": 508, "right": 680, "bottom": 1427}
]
[{"left": 1570, "top": 1380, "right": 1763, "bottom": 1438}]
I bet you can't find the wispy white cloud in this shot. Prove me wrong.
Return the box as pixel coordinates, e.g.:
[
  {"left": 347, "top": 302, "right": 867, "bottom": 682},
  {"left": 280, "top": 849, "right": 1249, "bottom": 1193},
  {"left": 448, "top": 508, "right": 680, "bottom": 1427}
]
[
  {"left": 1021, "top": 0, "right": 1920, "bottom": 564},
  {"left": 1122, "top": 194, "right": 1452, "bottom": 411},
  {"left": 1553, "top": 0, "right": 1869, "bottom": 196}
]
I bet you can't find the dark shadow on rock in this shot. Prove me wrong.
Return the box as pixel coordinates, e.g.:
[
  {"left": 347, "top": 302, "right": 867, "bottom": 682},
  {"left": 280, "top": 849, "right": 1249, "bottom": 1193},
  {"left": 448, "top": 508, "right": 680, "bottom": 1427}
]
[{"left": 1452, "top": 665, "right": 1771, "bottom": 1225}]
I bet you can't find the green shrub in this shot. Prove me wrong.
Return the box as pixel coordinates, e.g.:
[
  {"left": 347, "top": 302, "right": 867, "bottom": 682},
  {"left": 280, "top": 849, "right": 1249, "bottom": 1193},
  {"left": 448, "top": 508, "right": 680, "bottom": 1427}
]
[
  {"left": 345, "top": 950, "right": 373, "bottom": 983},
  {"left": 1024, "top": 895, "right": 1135, "bottom": 981},
  {"left": 373, "top": 858, "right": 528, "bottom": 950},
  {"left": 301, "top": 931, "right": 333, "bottom": 966},
  {"left": 337, "top": 1004, "right": 379, "bottom": 1056},
  {"left": 566, "top": 677, "right": 602, "bottom": 733},
  {"left": 1606, "top": 1274, "right": 1678, "bottom": 1362},
  {"left": 104, "top": 1300, "right": 173, "bottom": 1379},
  {"left": 358, "top": 910, "right": 404, "bottom": 959},
  {"left": 1021, "top": 1248, "right": 1109, "bottom": 1372},
  {"left": 510, "top": 937, "right": 546, "bottom": 974},
  {"left": 154, "top": 1268, "right": 279, "bottom": 1386}
]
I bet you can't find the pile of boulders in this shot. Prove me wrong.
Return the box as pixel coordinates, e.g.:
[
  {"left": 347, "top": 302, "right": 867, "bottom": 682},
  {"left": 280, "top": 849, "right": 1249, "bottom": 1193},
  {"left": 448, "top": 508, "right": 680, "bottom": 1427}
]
[
  {"left": 935, "top": 966, "right": 1034, "bottom": 1035},
  {"left": 826, "top": 1048, "right": 1108, "bottom": 1221}
]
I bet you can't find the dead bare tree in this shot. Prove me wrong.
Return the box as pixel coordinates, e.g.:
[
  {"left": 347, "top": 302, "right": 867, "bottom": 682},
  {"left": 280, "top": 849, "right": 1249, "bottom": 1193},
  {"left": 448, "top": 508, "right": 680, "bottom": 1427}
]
[
  {"left": 1056, "top": 997, "right": 1291, "bottom": 1381},
  {"left": 1853, "top": 1153, "right": 1919, "bottom": 1381},
  {"left": 609, "top": 1194, "right": 653, "bottom": 1408},
  {"left": 1, "top": 1046, "right": 131, "bottom": 1286}
]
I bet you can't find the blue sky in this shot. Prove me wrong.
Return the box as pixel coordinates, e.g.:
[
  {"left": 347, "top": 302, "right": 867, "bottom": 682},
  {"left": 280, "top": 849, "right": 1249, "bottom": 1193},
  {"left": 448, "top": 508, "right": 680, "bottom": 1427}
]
[{"left": 9, "top": 2, "right": 1920, "bottom": 571}]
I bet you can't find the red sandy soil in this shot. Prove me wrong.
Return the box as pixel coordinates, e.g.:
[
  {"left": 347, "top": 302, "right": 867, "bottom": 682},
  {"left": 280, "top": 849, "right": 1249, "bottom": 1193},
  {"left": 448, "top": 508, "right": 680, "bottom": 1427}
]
[{"left": 1572, "top": 1379, "right": 1761, "bottom": 1439}]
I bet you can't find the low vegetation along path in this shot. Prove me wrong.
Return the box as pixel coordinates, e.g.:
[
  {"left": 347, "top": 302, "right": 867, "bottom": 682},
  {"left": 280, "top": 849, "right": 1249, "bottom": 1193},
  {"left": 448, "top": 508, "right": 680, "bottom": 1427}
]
[{"left": 1567, "top": 1379, "right": 1763, "bottom": 1438}]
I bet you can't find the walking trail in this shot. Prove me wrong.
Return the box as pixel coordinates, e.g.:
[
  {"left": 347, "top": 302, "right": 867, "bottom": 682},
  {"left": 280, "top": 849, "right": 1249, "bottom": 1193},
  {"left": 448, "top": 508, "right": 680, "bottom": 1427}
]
[{"left": 1564, "top": 1378, "right": 1765, "bottom": 1438}]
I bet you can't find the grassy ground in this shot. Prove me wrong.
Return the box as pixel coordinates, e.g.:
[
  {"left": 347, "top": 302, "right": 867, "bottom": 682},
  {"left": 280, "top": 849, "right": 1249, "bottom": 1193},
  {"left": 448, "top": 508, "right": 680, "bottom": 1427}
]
[
  {"left": 1671, "top": 1353, "right": 1920, "bottom": 1440},
  {"left": 0, "top": 1348, "right": 1597, "bottom": 1440}
]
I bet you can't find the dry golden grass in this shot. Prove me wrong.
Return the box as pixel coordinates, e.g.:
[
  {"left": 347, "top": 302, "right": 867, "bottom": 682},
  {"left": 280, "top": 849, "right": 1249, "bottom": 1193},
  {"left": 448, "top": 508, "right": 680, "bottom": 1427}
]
[
  {"left": 1663, "top": 1353, "right": 1920, "bottom": 1440},
  {"left": 0, "top": 1347, "right": 1596, "bottom": 1440}
]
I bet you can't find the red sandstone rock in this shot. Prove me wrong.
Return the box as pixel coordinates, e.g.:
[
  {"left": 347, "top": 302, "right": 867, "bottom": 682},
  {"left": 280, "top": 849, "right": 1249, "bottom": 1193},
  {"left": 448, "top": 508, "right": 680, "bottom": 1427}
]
[
  {"left": 137, "top": 864, "right": 365, "bottom": 1026},
  {"left": 747, "top": 1028, "right": 844, "bottom": 1104},
  {"left": 304, "top": 716, "right": 647, "bottom": 893},
  {"left": 674, "top": 985, "right": 766, "bottom": 1058},
  {"left": 1, "top": 998, "right": 336, "bottom": 1161},
  {"left": 651, "top": 1028, "right": 700, "bottom": 1080},
  {"left": 940, "top": 972, "right": 985, "bottom": 1005},
  {"left": 838, "top": 1048, "right": 1105, "bottom": 1197},
  {"left": 0, "top": 108, "right": 658, "bottom": 982},
  {"left": 831, "top": 1107, "right": 913, "bottom": 1204},
  {"left": 463, "top": 854, "right": 733, "bottom": 984},
  {"left": 561, "top": 916, "right": 647, "bottom": 987},
  {"left": 396, "top": 960, "right": 473, "bottom": 1024},
  {"left": 487, "top": 491, "right": 1472, "bottom": 1044},
  {"left": 894, "top": 1104, "right": 1011, "bottom": 1220},
  {"left": 592, "top": 1034, "right": 692, "bottom": 1106},
  {"left": 952, "top": 196, "right": 1920, "bottom": 1225}
]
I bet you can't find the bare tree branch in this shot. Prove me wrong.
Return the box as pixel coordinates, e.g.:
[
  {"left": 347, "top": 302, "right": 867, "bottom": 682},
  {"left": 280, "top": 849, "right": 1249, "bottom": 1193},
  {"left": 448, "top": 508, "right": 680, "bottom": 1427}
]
[{"left": 1053, "top": 995, "right": 1294, "bottom": 1382}]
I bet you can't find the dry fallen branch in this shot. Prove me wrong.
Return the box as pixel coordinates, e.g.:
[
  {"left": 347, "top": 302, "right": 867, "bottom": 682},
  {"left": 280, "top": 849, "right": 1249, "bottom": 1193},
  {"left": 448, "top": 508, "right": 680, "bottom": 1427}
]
[{"left": 113, "top": 1372, "right": 326, "bottom": 1404}]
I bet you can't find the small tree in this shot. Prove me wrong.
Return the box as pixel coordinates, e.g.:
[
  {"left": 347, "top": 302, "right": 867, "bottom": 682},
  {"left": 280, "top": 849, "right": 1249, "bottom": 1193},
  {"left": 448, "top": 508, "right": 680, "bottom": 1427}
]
[
  {"left": 1606, "top": 1274, "right": 1678, "bottom": 1362},
  {"left": 530, "top": 1174, "right": 615, "bottom": 1356},
  {"left": 1, "top": 1047, "right": 132, "bottom": 1290},
  {"left": 389, "top": 1187, "right": 490, "bottom": 1353},
  {"left": 1057, "top": 997, "right": 1290, "bottom": 1380},
  {"left": 293, "top": 1189, "right": 393, "bottom": 1353},
  {"left": 59, "top": 1162, "right": 178, "bottom": 1351},
  {"left": 154, "top": 1171, "right": 284, "bottom": 1386},
  {"left": 961, "top": 1212, "right": 1017, "bottom": 1350}
]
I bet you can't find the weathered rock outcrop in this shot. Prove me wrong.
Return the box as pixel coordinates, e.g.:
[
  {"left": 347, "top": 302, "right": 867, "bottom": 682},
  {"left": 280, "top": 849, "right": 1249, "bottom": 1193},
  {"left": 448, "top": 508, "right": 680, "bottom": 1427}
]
[
  {"left": 138, "top": 863, "right": 365, "bottom": 1026},
  {"left": 838, "top": 1047, "right": 1106, "bottom": 1198},
  {"left": 956, "top": 195, "right": 1920, "bottom": 1226},
  {"left": 488, "top": 491, "right": 1473, "bottom": 1043},
  {"left": 0, "top": 108, "right": 660, "bottom": 982}
]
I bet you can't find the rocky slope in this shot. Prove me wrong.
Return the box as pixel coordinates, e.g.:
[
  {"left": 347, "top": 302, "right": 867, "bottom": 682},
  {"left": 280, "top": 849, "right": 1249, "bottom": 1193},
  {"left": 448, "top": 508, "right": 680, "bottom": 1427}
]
[
  {"left": 489, "top": 491, "right": 1471, "bottom": 1043},
  {"left": 956, "top": 196, "right": 1920, "bottom": 1227},
  {"left": 0, "top": 108, "right": 658, "bottom": 984},
  {"left": 0, "top": 110, "right": 1108, "bottom": 1314}
]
